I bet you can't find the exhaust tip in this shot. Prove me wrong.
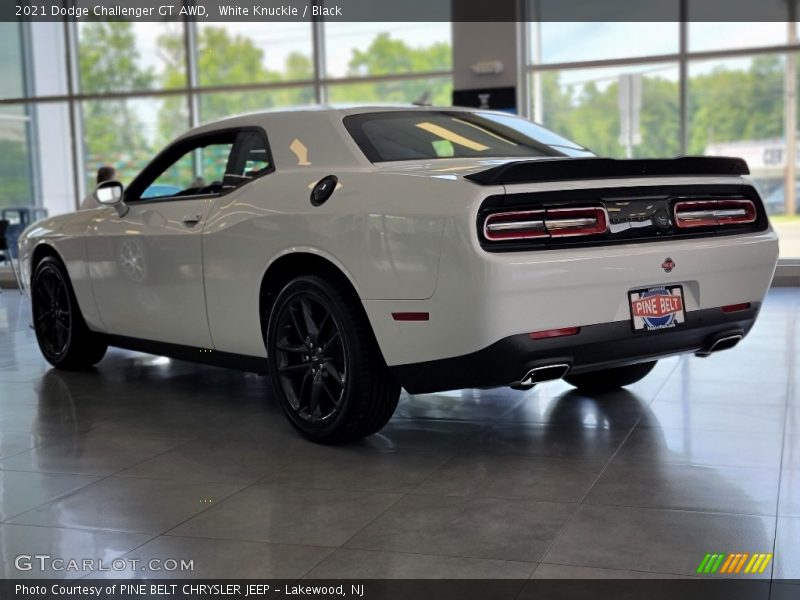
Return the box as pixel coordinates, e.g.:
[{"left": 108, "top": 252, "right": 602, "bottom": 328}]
[
  {"left": 695, "top": 333, "right": 743, "bottom": 357},
  {"left": 520, "top": 363, "right": 571, "bottom": 385}
]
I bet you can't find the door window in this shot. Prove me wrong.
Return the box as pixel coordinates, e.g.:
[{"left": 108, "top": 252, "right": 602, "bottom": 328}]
[
  {"left": 142, "top": 141, "right": 235, "bottom": 199},
  {"left": 130, "top": 128, "right": 273, "bottom": 201}
]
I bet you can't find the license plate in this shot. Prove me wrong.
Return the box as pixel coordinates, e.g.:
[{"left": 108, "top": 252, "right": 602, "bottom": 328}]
[{"left": 629, "top": 285, "right": 686, "bottom": 332}]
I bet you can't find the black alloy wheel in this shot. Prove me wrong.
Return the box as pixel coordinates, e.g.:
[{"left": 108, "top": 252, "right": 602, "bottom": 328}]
[
  {"left": 32, "top": 260, "right": 72, "bottom": 362},
  {"left": 31, "top": 256, "right": 107, "bottom": 369},
  {"left": 265, "top": 275, "right": 400, "bottom": 443},
  {"left": 274, "top": 292, "right": 347, "bottom": 424}
]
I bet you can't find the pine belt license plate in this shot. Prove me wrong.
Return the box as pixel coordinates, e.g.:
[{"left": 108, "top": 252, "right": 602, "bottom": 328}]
[{"left": 629, "top": 285, "right": 686, "bottom": 332}]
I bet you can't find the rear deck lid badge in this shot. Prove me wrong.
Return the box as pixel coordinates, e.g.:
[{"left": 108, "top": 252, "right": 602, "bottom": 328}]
[{"left": 661, "top": 257, "right": 676, "bottom": 273}]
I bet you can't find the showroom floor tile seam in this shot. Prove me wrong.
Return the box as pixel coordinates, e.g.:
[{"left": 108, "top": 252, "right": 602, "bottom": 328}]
[
  {"left": 0, "top": 520, "right": 158, "bottom": 537},
  {"left": 768, "top": 308, "right": 797, "bottom": 586},
  {"left": 0, "top": 430, "right": 204, "bottom": 478},
  {"left": 577, "top": 499, "right": 783, "bottom": 520},
  {"left": 151, "top": 452, "right": 402, "bottom": 545},
  {"left": 0, "top": 419, "right": 134, "bottom": 457},
  {"left": 534, "top": 507, "right": 779, "bottom": 583},
  {"left": 572, "top": 354, "right": 682, "bottom": 506},
  {"left": 290, "top": 484, "right": 418, "bottom": 578},
  {"left": 398, "top": 457, "right": 606, "bottom": 503},
  {"left": 1, "top": 435, "right": 213, "bottom": 527},
  {"left": 607, "top": 454, "right": 786, "bottom": 473},
  {"left": 0, "top": 435, "right": 73, "bottom": 464},
  {"left": 94, "top": 535, "right": 341, "bottom": 583},
  {"left": 304, "top": 549, "right": 540, "bottom": 582},
  {"left": 9, "top": 477, "right": 252, "bottom": 536},
  {"left": 529, "top": 560, "right": 711, "bottom": 580},
  {"left": 0, "top": 475, "right": 103, "bottom": 523},
  {"left": 532, "top": 358, "right": 681, "bottom": 573}
]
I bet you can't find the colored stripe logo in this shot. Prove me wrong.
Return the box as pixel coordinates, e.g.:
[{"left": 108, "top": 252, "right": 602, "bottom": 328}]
[{"left": 697, "top": 553, "right": 772, "bottom": 574}]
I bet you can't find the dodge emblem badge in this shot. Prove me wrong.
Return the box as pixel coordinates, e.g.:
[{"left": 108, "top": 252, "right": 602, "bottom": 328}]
[{"left": 661, "top": 257, "right": 675, "bottom": 273}]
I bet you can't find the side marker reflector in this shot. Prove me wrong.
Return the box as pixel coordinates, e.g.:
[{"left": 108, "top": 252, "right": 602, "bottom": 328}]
[
  {"left": 721, "top": 303, "right": 751, "bottom": 313},
  {"left": 529, "top": 327, "right": 580, "bottom": 340},
  {"left": 392, "top": 312, "right": 430, "bottom": 322}
]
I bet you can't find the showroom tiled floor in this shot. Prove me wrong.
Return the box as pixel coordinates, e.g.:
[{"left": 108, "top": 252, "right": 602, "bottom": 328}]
[{"left": 0, "top": 288, "right": 798, "bottom": 586}]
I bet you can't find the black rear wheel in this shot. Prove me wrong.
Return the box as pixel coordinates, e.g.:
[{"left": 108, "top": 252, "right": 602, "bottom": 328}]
[
  {"left": 32, "top": 256, "right": 107, "bottom": 369},
  {"left": 266, "top": 275, "right": 400, "bottom": 443},
  {"left": 564, "top": 361, "right": 657, "bottom": 393}
]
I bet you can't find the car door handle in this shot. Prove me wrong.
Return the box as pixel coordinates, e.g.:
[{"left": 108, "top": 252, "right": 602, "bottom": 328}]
[{"left": 182, "top": 214, "right": 203, "bottom": 226}]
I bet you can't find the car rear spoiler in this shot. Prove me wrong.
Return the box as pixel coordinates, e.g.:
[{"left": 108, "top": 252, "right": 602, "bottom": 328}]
[{"left": 464, "top": 156, "right": 750, "bottom": 186}]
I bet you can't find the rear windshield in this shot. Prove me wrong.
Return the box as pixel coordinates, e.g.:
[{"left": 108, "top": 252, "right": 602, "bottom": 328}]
[{"left": 343, "top": 111, "right": 593, "bottom": 163}]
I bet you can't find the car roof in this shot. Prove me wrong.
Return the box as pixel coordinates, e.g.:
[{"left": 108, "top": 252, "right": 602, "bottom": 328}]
[
  {"left": 171, "top": 105, "right": 536, "bottom": 172},
  {"left": 198, "top": 104, "right": 508, "bottom": 127}
]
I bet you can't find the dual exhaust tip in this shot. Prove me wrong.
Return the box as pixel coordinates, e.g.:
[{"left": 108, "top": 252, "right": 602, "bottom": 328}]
[{"left": 517, "top": 332, "right": 744, "bottom": 386}]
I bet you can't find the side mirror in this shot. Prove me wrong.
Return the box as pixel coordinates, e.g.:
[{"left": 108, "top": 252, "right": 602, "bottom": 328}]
[{"left": 95, "top": 181, "right": 128, "bottom": 217}]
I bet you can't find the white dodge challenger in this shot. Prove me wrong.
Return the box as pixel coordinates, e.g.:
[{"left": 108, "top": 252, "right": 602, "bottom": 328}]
[{"left": 19, "top": 106, "right": 779, "bottom": 442}]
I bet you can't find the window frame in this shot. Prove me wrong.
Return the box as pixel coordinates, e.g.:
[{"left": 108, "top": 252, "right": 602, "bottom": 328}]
[{"left": 125, "top": 126, "right": 275, "bottom": 203}]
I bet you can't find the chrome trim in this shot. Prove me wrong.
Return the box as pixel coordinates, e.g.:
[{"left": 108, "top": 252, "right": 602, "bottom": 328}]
[
  {"left": 678, "top": 208, "right": 749, "bottom": 220},
  {"left": 520, "top": 363, "right": 571, "bottom": 384},
  {"left": 486, "top": 220, "right": 546, "bottom": 232},
  {"left": 695, "top": 334, "right": 743, "bottom": 357},
  {"left": 544, "top": 217, "right": 598, "bottom": 230},
  {"left": 546, "top": 206, "right": 609, "bottom": 238},
  {"left": 483, "top": 209, "right": 546, "bottom": 240}
]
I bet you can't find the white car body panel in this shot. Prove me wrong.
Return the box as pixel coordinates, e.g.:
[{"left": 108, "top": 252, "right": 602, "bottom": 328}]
[
  {"left": 18, "top": 106, "right": 779, "bottom": 393},
  {"left": 84, "top": 197, "right": 214, "bottom": 347}
]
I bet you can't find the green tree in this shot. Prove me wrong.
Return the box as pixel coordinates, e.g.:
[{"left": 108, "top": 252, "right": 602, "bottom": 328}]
[
  {"left": 538, "top": 71, "right": 680, "bottom": 158},
  {"left": 330, "top": 32, "right": 452, "bottom": 105},
  {"left": 157, "top": 27, "right": 314, "bottom": 130},
  {"left": 347, "top": 32, "right": 451, "bottom": 76},
  {"left": 538, "top": 56, "right": 785, "bottom": 160},
  {"left": 688, "top": 56, "right": 783, "bottom": 154},
  {"left": 77, "top": 22, "right": 154, "bottom": 186}
]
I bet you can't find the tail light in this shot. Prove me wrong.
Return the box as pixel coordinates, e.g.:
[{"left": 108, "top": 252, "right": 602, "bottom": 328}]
[
  {"left": 673, "top": 199, "right": 756, "bottom": 229},
  {"left": 483, "top": 207, "right": 608, "bottom": 241}
]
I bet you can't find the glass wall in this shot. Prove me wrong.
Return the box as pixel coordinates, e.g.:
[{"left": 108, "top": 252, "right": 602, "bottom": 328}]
[
  {"left": 527, "top": 18, "right": 800, "bottom": 259},
  {"left": 76, "top": 22, "right": 187, "bottom": 93},
  {"left": 1, "top": 21, "right": 452, "bottom": 214},
  {"left": 0, "top": 104, "right": 34, "bottom": 209},
  {"left": 0, "top": 23, "right": 35, "bottom": 210}
]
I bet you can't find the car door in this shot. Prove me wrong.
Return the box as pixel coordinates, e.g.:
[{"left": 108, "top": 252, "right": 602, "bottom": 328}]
[{"left": 85, "top": 129, "right": 241, "bottom": 348}]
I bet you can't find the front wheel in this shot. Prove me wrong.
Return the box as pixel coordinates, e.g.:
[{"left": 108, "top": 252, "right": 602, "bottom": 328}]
[
  {"left": 564, "top": 361, "right": 657, "bottom": 393},
  {"left": 31, "top": 256, "right": 107, "bottom": 369},
  {"left": 265, "top": 275, "right": 400, "bottom": 444}
]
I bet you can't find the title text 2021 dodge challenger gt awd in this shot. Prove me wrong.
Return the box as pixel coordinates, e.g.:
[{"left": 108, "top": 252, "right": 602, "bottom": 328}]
[{"left": 18, "top": 106, "right": 779, "bottom": 443}]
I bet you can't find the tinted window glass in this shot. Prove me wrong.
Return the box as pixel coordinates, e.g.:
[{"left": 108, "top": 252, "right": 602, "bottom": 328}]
[
  {"left": 133, "top": 129, "right": 273, "bottom": 201},
  {"left": 143, "top": 141, "right": 234, "bottom": 199},
  {"left": 344, "top": 111, "right": 593, "bottom": 163}
]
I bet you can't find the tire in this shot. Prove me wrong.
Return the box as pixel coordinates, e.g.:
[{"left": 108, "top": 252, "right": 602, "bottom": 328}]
[
  {"left": 31, "top": 256, "right": 107, "bottom": 369},
  {"left": 265, "top": 274, "right": 400, "bottom": 443},
  {"left": 564, "top": 361, "right": 657, "bottom": 393}
]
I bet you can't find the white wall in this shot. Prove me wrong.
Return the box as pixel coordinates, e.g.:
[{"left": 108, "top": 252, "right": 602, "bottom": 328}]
[
  {"left": 451, "top": 22, "right": 519, "bottom": 91},
  {"left": 30, "top": 22, "right": 77, "bottom": 216}
]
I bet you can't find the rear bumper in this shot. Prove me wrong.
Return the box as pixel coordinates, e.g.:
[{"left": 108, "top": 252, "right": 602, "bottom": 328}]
[{"left": 390, "top": 304, "right": 759, "bottom": 394}]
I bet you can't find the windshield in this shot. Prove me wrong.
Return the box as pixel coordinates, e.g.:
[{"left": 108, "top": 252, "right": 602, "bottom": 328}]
[{"left": 343, "top": 111, "right": 594, "bottom": 163}]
